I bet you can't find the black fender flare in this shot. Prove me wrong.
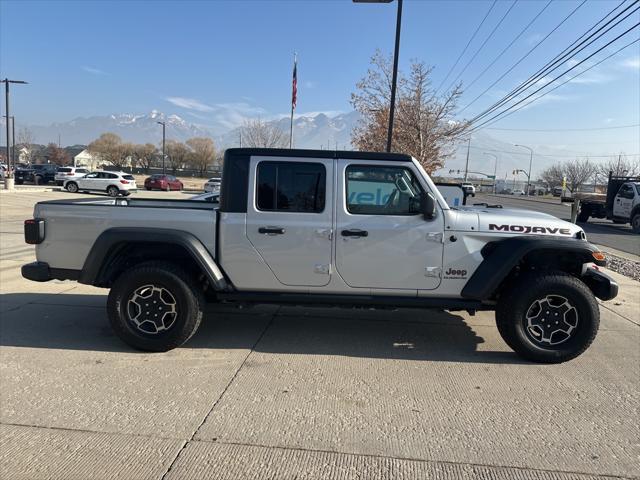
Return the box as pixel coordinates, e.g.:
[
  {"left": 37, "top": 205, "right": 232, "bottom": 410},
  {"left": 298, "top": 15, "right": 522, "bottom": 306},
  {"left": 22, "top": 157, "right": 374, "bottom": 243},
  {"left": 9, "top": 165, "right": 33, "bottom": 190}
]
[
  {"left": 461, "top": 236, "right": 605, "bottom": 300},
  {"left": 78, "top": 227, "right": 229, "bottom": 290}
]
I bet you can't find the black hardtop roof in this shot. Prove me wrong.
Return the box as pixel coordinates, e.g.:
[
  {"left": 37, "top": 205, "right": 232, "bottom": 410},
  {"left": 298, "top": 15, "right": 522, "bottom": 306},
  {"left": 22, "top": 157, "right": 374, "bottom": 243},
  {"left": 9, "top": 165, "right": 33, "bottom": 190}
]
[{"left": 225, "top": 148, "right": 413, "bottom": 162}]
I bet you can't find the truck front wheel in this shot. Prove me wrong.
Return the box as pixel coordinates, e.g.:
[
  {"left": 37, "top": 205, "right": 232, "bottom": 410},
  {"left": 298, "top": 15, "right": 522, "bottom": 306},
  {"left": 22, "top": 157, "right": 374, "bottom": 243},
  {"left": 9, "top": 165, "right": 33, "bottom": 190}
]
[
  {"left": 496, "top": 271, "right": 599, "bottom": 363},
  {"left": 107, "top": 262, "right": 204, "bottom": 351},
  {"left": 632, "top": 212, "right": 640, "bottom": 233}
]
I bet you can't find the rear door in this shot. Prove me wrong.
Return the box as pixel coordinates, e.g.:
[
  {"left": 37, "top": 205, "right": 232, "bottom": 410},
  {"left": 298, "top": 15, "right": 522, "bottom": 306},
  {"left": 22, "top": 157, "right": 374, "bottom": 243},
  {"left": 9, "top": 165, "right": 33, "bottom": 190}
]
[
  {"left": 335, "top": 160, "right": 444, "bottom": 290},
  {"left": 246, "top": 157, "right": 333, "bottom": 287}
]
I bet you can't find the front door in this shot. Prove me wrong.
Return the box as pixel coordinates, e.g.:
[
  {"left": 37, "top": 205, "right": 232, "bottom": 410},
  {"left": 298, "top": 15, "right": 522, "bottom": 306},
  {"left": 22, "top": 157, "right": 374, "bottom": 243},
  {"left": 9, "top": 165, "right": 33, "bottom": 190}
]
[
  {"left": 613, "top": 184, "right": 635, "bottom": 218},
  {"left": 335, "top": 160, "right": 444, "bottom": 290},
  {"left": 246, "top": 157, "right": 333, "bottom": 287}
]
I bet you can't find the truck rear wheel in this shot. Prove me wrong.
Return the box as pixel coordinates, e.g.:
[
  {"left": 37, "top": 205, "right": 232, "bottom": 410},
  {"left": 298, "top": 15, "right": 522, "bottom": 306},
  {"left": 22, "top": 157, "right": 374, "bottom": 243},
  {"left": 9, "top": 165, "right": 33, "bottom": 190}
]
[
  {"left": 577, "top": 206, "right": 590, "bottom": 223},
  {"left": 107, "top": 262, "right": 204, "bottom": 351},
  {"left": 496, "top": 271, "right": 599, "bottom": 363}
]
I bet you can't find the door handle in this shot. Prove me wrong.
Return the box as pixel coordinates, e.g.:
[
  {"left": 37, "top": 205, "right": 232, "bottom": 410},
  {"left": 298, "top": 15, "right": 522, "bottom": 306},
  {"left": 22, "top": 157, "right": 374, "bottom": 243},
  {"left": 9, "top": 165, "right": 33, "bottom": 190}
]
[
  {"left": 259, "top": 226, "right": 285, "bottom": 235},
  {"left": 341, "top": 229, "right": 368, "bottom": 238}
]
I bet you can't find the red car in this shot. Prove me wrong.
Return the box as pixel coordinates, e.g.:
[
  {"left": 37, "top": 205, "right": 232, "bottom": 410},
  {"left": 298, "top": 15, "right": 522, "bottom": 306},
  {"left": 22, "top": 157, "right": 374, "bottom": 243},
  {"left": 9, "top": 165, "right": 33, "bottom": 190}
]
[{"left": 144, "top": 174, "right": 183, "bottom": 191}]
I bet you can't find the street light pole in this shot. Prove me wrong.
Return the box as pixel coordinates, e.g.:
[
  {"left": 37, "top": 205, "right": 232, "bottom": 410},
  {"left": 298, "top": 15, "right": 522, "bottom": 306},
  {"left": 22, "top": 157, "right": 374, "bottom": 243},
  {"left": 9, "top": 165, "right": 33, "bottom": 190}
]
[
  {"left": 484, "top": 152, "right": 498, "bottom": 193},
  {"left": 353, "top": 0, "right": 402, "bottom": 153},
  {"left": 2, "top": 79, "right": 28, "bottom": 177},
  {"left": 157, "top": 121, "right": 166, "bottom": 175},
  {"left": 10, "top": 116, "right": 15, "bottom": 167},
  {"left": 515, "top": 144, "right": 533, "bottom": 195}
]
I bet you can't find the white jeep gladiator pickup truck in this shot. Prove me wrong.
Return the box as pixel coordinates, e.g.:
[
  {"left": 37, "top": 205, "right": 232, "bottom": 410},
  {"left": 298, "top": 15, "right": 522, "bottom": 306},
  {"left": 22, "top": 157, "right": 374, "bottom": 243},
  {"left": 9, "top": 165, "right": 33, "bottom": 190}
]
[{"left": 22, "top": 148, "right": 618, "bottom": 363}]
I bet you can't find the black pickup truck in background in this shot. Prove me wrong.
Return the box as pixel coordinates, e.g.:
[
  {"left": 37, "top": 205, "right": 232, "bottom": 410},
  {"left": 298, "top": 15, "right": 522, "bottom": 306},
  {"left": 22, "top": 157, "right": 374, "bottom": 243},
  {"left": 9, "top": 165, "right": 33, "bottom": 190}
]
[{"left": 15, "top": 164, "right": 59, "bottom": 185}]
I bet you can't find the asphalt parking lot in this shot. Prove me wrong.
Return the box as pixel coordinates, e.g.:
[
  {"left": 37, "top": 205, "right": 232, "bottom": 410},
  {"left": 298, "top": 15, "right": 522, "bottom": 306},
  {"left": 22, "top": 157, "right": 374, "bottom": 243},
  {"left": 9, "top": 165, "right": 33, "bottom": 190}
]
[{"left": 1, "top": 189, "right": 639, "bottom": 480}]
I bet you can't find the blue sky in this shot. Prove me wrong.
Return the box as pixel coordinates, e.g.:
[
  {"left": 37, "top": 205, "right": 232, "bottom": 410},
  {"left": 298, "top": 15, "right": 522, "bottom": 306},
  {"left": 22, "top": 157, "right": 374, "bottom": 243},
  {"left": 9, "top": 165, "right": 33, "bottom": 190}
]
[{"left": 1, "top": 0, "right": 638, "bottom": 156}]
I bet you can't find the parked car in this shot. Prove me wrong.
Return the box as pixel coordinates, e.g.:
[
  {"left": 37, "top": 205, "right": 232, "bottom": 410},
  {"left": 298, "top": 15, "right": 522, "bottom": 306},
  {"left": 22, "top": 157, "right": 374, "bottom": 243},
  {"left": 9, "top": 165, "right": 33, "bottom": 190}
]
[
  {"left": 22, "top": 147, "right": 617, "bottom": 363},
  {"left": 204, "top": 177, "right": 221, "bottom": 192},
  {"left": 460, "top": 183, "right": 476, "bottom": 197},
  {"left": 552, "top": 186, "right": 563, "bottom": 197},
  {"left": 190, "top": 191, "right": 220, "bottom": 203},
  {"left": 144, "top": 174, "right": 183, "bottom": 191},
  {"left": 64, "top": 171, "right": 137, "bottom": 197},
  {"left": 511, "top": 190, "right": 526, "bottom": 195},
  {"left": 55, "top": 166, "right": 90, "bottom": 186},
  {"left": 15, "top": 164, "right": 59, "bottom": 185}
]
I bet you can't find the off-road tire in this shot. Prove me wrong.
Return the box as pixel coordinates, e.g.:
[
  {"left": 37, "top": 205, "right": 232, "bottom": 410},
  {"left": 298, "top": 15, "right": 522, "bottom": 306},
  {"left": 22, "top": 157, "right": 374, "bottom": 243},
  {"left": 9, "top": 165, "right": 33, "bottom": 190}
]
[
  {"left": 107, "top": 186, "right": 119, "bottom": 197},
  {"left": 107, "top": 261, "right": 204, "bottom": 351},
  {"left": 496, "top": 271, "right": 599, "bottom": 363},
  {"left": 66, "top": 182, "right": 79, "bottom": 193}
]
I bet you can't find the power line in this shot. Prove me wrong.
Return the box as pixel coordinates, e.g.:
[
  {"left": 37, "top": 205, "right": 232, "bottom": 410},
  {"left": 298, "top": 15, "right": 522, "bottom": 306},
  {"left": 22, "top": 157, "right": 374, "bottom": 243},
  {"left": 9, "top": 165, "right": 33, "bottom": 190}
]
[
  {"left": 486, "top": 123, "right": 640, "bottom": 132},
  {"left": 458, "top": 144, "right": 640, "bottom": 158},
  {"left": 434, "top": 0, "right": 497, "bottom": 94},
  {"left": 458, "top": 0, "right": 587, "bottom": 115},
  {"left": 464, "top": 0, "right": 553, "bottom": 93},
  {"left": 468, "top": 31, "right": 640, "bottom": 132},
  {"left": 467, "top": 0, "right": 639, "bottom": 125},
  {"left": 442, "top": 0, "right": 519, "bottom": 95}
]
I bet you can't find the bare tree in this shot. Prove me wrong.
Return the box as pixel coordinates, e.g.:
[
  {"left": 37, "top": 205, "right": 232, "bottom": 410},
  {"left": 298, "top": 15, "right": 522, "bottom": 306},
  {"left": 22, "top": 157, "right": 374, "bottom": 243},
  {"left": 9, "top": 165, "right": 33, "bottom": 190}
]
[
  {"left": 133, "top": 143, "right": 157, "bottom": 173},
  {"left": 596, "top": 155, "right": 640, "bottom": 178},
  {"left": 17, "top": 127, "right": 35, "bottom": 164},
  {"left": 88, "top": 133, "right": 130, "bottom": 169},
  {"left": 166, "top": 140, "right": 189, "bottom": 175},
  {"left": 186, "top": 137, "right": 216, "bottom": 177},
  {"left": 351, "top": 50, "right": 470, "bottom": 173},
  {"left": 564, "top": 158, "right": 596, "bottom": 193},
  {"left": 241, "top": 118, "right": 287, "bottom": 148},
  {"left": 540, "top": 164, "right": 565, "bottom": 189},
  {"left": 46, "top": 143, "right": 71, "bottom": 165}
]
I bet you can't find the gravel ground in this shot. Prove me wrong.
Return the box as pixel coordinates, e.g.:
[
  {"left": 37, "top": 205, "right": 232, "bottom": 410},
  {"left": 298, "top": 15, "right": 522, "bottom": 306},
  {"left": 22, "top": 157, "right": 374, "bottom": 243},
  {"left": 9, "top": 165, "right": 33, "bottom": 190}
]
[{"left": 604, "top": 251, "right": 640, "bottom": 281}]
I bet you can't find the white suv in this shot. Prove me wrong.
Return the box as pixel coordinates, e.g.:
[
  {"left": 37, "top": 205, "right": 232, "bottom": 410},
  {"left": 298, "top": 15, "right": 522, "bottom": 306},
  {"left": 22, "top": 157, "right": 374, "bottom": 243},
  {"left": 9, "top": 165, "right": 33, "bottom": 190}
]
[
  {"left": 64, "top": 171, "right": 137, "bottom": 196},
  {"left": 55, "top": 167, "right": 90, "bottom": 186}
]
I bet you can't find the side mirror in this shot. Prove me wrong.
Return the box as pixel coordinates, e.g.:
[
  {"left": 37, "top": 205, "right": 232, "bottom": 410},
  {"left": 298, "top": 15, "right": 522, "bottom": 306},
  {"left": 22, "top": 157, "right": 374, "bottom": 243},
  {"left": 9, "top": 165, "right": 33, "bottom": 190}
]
[{"left": 421, "top": 192, "right": 437, "bottom": 220}]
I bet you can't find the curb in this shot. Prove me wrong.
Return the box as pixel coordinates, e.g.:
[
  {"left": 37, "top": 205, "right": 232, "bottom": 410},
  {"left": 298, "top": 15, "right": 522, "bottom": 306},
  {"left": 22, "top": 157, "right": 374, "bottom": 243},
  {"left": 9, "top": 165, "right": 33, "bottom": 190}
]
[{"left": 485, "top": 194, "right": 565, "bottom": 206}]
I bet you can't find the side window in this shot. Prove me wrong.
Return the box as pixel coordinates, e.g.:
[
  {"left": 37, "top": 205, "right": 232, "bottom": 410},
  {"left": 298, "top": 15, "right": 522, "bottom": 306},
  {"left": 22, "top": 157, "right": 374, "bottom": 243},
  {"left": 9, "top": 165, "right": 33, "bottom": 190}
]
[
  {"left": 618, "top": 185, "right": 632, "bottom": 199},
  {"left": 346, "top": 165, "right": 424, "bottom": 215},
  {"left": 85, "top": 172, "right": 99, "bottom": 178},
  {"left": 256, "top": 161, "right": 325, "bottom": 213}
]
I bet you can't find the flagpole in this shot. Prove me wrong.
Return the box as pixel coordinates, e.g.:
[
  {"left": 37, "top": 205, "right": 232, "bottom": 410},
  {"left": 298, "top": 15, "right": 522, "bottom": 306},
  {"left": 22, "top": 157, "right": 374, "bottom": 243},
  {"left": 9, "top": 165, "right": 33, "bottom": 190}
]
[{"left": 289, "top": 52, "right": 296, "bottom": 149}]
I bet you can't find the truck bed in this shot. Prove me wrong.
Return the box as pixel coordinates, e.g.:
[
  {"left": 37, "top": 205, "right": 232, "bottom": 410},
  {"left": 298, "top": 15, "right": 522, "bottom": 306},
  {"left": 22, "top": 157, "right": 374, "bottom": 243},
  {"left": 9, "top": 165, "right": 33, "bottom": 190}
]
[{"left": 33, "top": 197, "right": 218, "bottom": 271}]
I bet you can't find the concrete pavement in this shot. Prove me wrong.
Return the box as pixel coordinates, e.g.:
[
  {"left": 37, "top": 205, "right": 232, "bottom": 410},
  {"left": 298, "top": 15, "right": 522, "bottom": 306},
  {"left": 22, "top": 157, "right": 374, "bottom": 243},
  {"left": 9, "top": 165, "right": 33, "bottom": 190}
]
[{"left": 1, "top": 190, "right": 639, "bottom": 480}]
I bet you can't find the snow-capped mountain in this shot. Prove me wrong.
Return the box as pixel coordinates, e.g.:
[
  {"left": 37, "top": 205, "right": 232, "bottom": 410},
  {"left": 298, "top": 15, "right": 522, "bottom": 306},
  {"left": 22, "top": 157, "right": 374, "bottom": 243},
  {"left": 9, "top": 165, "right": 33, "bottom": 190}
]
[
  {"left": 17, "top": 110, "right": 599, "bottom": 178},
  {"left": 27, "top": 111, "right": 212, "bottom": 145},
  {"left": 217, "top": 111, "right": 360, "bottom": 150}
]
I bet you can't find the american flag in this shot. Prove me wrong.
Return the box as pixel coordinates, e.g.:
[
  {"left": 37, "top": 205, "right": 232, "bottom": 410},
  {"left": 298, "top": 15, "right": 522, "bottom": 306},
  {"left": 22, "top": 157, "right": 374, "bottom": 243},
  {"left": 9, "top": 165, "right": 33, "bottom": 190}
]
[{"left": 291, "top": 56, "right": 297, "bottom": 109}]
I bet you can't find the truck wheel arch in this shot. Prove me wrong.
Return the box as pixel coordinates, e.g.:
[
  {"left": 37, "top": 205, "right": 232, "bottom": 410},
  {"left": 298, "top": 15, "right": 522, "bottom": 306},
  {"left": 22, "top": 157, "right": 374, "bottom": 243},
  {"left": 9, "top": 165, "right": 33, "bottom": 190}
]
[
  {"left": 461, "top": 236, "right": 606, "bottom": 301},
  {"left": 78, "top": 228, "right": 229, "bottom": 290}
]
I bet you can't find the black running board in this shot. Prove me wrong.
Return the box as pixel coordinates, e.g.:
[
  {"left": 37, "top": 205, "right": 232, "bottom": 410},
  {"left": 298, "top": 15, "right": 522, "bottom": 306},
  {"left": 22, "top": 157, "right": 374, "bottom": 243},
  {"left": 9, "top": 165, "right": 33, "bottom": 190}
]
[{"left": 216, "top": 292, "right": 493, "bottom": 311}]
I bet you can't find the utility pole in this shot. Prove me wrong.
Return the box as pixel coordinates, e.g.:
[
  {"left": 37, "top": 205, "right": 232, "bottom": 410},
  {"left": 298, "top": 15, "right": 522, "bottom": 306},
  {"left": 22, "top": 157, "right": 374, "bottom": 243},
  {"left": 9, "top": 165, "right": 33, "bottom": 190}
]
[
  {"left": 239, "top": 131, "right": 242, "bottom": 148},
  {"left": 464, "top": 138, "right": 471, "bottom": 181},
  {"left": 1, "top": 79, "right": 28, "bottom": 178},
  {"left": 157, "top": 121, "right": 166, "bottom": 175}
]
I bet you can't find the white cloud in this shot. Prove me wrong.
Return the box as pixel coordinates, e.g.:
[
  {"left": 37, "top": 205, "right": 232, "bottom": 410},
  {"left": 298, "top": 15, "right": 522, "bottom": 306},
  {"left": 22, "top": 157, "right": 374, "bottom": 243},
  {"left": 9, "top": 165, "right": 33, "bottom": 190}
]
[
  {"left": 165, "top": 97, "right": 214, "bottom": 112},
  {"left": 620, "top": 56, "right": 640, "bottom": 70},
  {"left": 604, "top": 118, "right": 614, "bottom": 124},
  {"left": 82, "top": 66, "right": 107, "bottom": 75}
]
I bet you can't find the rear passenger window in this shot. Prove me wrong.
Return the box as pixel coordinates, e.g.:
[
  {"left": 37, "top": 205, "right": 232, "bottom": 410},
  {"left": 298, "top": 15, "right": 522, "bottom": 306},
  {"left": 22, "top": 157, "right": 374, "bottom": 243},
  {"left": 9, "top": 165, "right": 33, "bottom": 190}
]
[{"left": 256, "top": 162, "right": 325, "bottom": 213}]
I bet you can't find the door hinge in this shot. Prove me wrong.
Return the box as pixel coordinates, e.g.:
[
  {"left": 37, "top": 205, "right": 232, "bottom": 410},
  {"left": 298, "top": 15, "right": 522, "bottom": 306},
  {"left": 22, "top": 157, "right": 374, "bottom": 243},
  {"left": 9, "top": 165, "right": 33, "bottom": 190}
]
[
  {"left": 314, "top": 264, "right": 331, "bottom": 275},
  {"left": 424, "top": 267, "right": 442, "bottom": 278},
  {"left": 315, "top": 228, "right": 333, "bottom": 240},
  {"left": 426, "top": 232, "right": 444, "bottom": 243}
]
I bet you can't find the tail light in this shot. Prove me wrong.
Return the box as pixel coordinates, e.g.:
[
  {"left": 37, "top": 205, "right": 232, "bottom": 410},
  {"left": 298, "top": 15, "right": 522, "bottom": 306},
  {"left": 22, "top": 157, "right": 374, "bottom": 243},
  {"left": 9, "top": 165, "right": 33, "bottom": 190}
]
[
  {"left": 120, "top": 180, "right": 129, "bottom": 184},
  {"left": 24, "top": 219, "right": 45, "bottom": 244}
]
